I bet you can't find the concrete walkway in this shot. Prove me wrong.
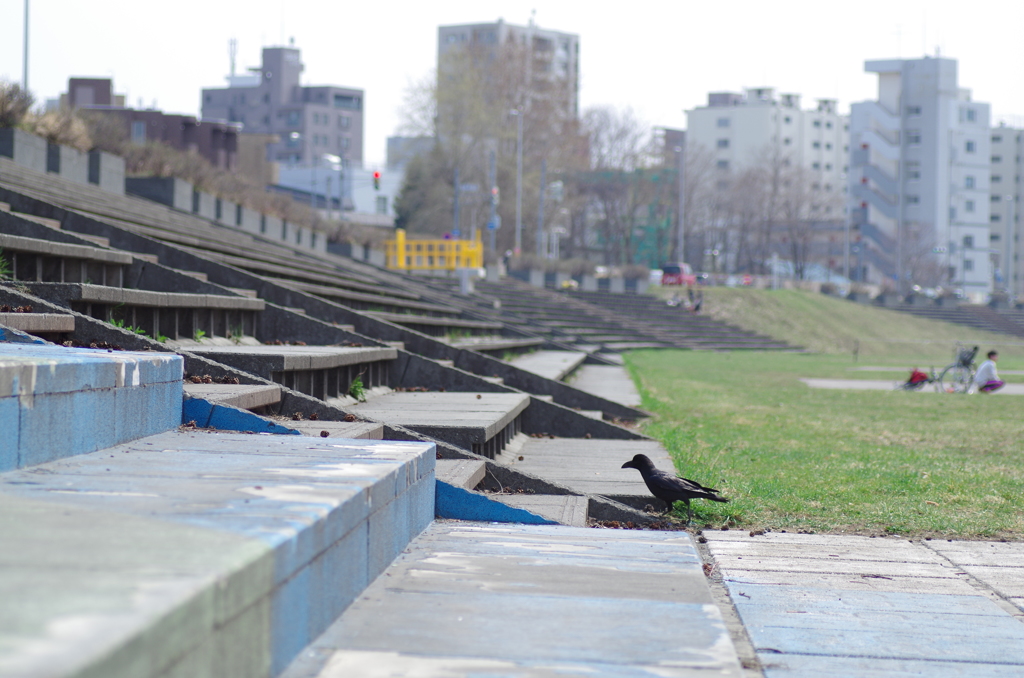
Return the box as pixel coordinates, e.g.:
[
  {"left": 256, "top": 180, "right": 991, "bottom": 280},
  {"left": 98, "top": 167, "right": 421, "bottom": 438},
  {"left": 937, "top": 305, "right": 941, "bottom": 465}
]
[
  {"left": 282, "top": 522, "right": 745, "bottom": 677},
  {"left": 802, "top": 377, "right": 1024, "bottom": 395},
  {"left": 571, "top": 364, "right": 643, "bottom": 407},
  {"left": 705, "top": 531, "right": 1024, "bottom": 676}
]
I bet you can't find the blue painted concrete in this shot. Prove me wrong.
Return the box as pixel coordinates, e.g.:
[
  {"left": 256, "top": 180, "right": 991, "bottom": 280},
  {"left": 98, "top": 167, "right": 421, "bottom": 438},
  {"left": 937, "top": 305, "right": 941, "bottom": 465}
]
[
  {"left": 0, "top": 325, "right": 47, "bottom": 344},
  {"left": 0, "top": 431, "right": 436, "bottom": 677},
  {"left": 435, "top": 480, "right": 557, "bottom": 524},
  {"left": 0, "top": 343, "right": 183, "bottom": 471},
  {"left": 182, "top": 396, "right": 301, "bottom": 435}
]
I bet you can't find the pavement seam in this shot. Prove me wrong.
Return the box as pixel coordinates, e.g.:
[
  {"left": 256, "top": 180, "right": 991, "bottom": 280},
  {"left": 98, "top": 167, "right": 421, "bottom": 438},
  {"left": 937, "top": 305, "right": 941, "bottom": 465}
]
[
  {"left": 693, "top": 533, "right": 765, "bottom": 678},
  {"left": 920, "top": 539, "right": 1024, "bottom": 623}
]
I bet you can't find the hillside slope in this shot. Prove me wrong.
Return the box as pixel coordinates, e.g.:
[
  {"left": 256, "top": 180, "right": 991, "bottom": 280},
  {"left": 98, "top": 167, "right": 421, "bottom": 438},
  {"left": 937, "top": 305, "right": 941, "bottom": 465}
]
[{"left": 694, "top": 288, "right": 1022, "bottom": 360}]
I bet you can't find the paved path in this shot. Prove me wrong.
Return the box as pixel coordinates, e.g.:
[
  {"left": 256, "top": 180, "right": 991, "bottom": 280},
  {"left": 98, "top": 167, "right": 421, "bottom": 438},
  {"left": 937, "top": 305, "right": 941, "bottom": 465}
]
[
  {"left": 571, "top": 364, "right": 643, "bottom": 407},
  {"left": 282, "top": 522, "right": 745, "bottom": 678},
  {"left": 801, "top": 377, "right": 1024, "bottom": 395},
  {"left": 705, "top": 531, "right": 1024, "bottom": 676}
]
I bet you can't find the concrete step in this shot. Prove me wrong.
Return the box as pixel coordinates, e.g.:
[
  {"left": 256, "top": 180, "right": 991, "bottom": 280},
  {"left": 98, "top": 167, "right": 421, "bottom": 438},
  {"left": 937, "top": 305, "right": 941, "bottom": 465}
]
[
  {"left": 503, "top": 438, "right": 674, "bottom": 506},
  {"left": 0, "top": 430, "right": 435, "bottom": 678},
  {"left": 509, "top": 349, "right": 588, "bottom": 381},
  {"left": 350, "top": 391, "right": 530, "bottom": 459},
  {"left": 286, "top": 419, "right": 385, "bottom": 439},
  {"left": 1, "top": 342, "right": 183, "bottom": 472},
  {"left": 0, "top": 312, "right": 75, "bottom": 334},
  {"left": 278, "top": 522, "right": 744, "bottom": 677},
  {"left": 183, "top": 382, "right": 282, "bottom": 411},
  {"left": 177, "top": 269, "right": 209, "bottom": 282},
  {"left": 186, "top": 345, "right": 397, "bottom": 402},
  {"left": 489, "top": 493, "right": 590, "bottom": 526},
  {"left": 435, "top": 458, "right": 486, "bottom": 490}
]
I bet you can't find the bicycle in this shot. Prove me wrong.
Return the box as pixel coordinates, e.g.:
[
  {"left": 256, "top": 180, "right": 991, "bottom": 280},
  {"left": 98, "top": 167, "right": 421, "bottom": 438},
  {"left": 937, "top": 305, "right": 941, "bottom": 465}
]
[{"left": 938, "top": 343, "right": 978, "bottom": 394}]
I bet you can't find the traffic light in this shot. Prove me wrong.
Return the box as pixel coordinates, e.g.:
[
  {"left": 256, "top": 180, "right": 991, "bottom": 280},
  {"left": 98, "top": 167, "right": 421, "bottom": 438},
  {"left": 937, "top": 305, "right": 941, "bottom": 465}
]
[
  {"left": 490, "top": 185, "right": 499, "bottom": 206},
  {"left": 373, "top": 171, "right": 381, "bottom": 190}
]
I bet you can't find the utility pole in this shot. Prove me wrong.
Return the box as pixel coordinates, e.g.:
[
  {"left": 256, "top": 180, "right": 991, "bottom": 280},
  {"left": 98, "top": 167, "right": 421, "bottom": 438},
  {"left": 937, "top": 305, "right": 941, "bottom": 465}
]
[
  {"left": 536, "top": 158, "right": 547, "bottom": 257},
  {"left": 674, "top": 143, "right": 686, "bottom": 263},
  {"left": 23, "top": 0, "right": 29, "bottom": 90},
  {"left": 511, "top": 109, "right": 524, "bottom": 254},
  {"left": 453, "top": 166, "right": 461, "bottom": 237},
  {"left": 488, "top": 150, "right": 498, "bottom": 253}
]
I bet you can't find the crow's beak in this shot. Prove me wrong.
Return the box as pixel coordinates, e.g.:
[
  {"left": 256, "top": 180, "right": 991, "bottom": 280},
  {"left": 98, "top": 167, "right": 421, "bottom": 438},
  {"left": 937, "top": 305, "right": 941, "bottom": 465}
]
[{"left": 621, "top": 461, "right": 634, "bottom": 469}]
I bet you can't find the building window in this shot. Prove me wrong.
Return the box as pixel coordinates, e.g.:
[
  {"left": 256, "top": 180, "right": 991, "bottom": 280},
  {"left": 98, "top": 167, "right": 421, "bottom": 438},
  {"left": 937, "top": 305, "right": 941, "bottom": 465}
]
[
  {"left": 905, "top": 195, "right": 920, "bottom": 204},
  {"left": 965, "top": 200, "right": 975, "bottom": 213},
  {"left": 716, "top": 117, "right": 730, "bottom": 128},
  {"left": 333, "top": 94, "right": 362, "bottom": 110},
  {"left": 906, "top": 106, "right": 922, "bottom": 116},
  {"left": 716, "top": 160, "right": 729, "bottom": 170},
  {"left": 965, "top": 176, "right": 975, "bottom": 189},
  {"left": 825, "top": 143, "right": 832, "bottom": 150},
  {"left": 716, "top": 138, "right": 729, "bottom": 149},
  {"left": 263, "top": 93, "right": 270, "bottom": 104},
  {"left": 993, "top": 175, "right": 1002, "bottom": 183},
  {"left": 339, "top": 116, "right": 350, "bottom": 129},
  {"left": 993, "top": 135, "right": 1003, "bottom": 143},
  {"left": 992, "top": 232, "right": 1001, "bottom": 240},
  {"left": 341, "top": 137, "right": 350, "bottom": 150},
  {"left": 376, "top": 196, "right": 388, "bottom": 214},
  {"left": 992, "top": 155, "right": 1002, "bottom": 163},
  {"left": 964, "top": 259, "right": 974, "bottom": 271},
  {"left": 906, "top": 161, "right": 921, "bottom": 180},
  {"left": 906, "top": 130, "right": 922, "bottom": 145},
  {"left": 812, "top": 162, "right": 820, "bottom": 170},
  {"left": 812, "top": 141, "right": 821, "bottom": 149},
  {"left": 825, "top": 163, "right": 832, "bottom": 171},
  {"left": 965, "top": 140, "right": 976, "bottom": 153},
  {"left": 826, "top": 121, "right": 833, "bottom": 129},
  {"left": 964, "top": 235, "right": 974, "bottom": 248},
  {"left": 131, "top": 121, "right": 146, "bottom": 143},
  {"left": 784, "top": 116, "right": 791, "bottom": 124},
  {"left": 965, "top": 108, "right": 976, "bottom": 122},
  {"left": 813, "top": 120, "right": 821, "bottom": 128},
  {"left": 286, "top": 110, "right": 301, "bottom": 126},
  {"left": 992, "top": 214, "right": 1002, "bottom": 223},
  {"left": 783, "top": 137, "right": 791, "bottom": 145}
]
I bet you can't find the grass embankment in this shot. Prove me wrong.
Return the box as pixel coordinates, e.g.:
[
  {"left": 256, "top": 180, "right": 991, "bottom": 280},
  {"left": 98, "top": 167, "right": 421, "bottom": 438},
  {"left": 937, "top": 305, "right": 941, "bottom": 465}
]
[
  {"left": 667, "top": 286, "right": 1024, "bottom": 360},
  {"left": 628, "top": 288, "right": 1024, "bottom": 538}
]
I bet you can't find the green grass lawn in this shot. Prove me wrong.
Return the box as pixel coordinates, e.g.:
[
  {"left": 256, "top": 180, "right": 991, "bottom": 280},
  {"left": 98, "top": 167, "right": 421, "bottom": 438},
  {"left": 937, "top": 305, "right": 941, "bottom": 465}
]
[{"left": 626, "top": 349, "right": 1024, "bottom": 538}]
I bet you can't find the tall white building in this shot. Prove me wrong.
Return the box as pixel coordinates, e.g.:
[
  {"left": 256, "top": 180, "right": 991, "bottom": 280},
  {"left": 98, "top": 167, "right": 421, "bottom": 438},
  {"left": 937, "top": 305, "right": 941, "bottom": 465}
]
[
  {"left": 989, "top": 125, "right": 1023, "bottom": 298},
  {"left": 848, "top": 57, "right": 991, "bottom": 298},
  {"left": 687, "top": 88, "right": 849, "bottom": 220}
]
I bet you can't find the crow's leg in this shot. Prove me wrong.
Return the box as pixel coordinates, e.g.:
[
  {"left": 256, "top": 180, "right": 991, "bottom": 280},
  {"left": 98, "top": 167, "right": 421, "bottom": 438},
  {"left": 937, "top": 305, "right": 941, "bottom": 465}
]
[
  {"left": 665, "top": 499, "right": 675, "bottom": 515},
  {"left": 685, "top": 499, "right": 693, "bottom": 524}
]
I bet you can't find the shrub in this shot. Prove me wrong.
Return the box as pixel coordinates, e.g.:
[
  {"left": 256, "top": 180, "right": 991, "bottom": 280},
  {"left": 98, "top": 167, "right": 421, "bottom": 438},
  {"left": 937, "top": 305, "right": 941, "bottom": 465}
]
[{"left": 0, "top": 81, "right": 33, "bottom": 129}]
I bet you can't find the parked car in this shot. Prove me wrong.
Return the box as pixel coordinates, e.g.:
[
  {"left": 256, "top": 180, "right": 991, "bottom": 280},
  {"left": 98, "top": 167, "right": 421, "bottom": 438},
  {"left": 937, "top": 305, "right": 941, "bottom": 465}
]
[{"left": 660, "top": 262, "right": 697, "bottom": 286}]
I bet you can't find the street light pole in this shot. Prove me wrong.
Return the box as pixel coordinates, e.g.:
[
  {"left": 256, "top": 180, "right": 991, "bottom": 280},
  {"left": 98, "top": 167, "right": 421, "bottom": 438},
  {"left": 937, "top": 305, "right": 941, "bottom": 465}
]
[
  {"left": 674, "top": 143, "right": 686, "bottom": 264},
  {"left": 22, "top": 0, "right": 29, "bottom": 90},
  {"left": 511, "top": 109, "right": 524, "bottom": 255}
]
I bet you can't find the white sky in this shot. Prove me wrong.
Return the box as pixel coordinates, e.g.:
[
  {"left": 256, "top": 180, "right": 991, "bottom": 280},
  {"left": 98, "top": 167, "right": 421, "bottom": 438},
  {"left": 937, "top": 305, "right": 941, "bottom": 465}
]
[{"left": 2, "top": 0, "right": 1022, "bottom": 168}]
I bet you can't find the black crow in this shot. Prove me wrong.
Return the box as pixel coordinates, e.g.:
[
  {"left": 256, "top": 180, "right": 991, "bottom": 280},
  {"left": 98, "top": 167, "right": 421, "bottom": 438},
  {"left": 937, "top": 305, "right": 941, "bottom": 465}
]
[{"left": 621, "top": 453, "right": 728, "bottom": 522}]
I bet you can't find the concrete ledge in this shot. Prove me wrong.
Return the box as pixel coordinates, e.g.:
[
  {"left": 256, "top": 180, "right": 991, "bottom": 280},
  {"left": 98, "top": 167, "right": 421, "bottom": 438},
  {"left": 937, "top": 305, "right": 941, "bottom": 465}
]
[
  {"left": 0, "top": 342, "right": 183, "bottom": 471},
  {"left": 0, "top": 431, "right": 435, "bottom": 678},
  {"left": 352, "top": 392, "right": 530, "bottom": 446},
  {"left": 0, "top": 312, "right": 75, "bottom": 333},
  {"left": 435, "top": 458, "right": 486, "bottom": 489},
  {"left": 0, "top": 232, "right": 134, "bottom": 264},
  {"left": 183, "top": 383, "right": 282, "bottom": 410},
  {"left": 188, "top": 345, "right": 398, "bottom": 373},
  {"left": 22, "top": 282, "right": 265, "bottom": 310}
]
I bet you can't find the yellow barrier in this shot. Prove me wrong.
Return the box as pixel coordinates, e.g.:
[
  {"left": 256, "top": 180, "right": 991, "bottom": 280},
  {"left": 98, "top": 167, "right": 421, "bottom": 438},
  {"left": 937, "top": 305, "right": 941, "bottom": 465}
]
[{"left": 385, "top": 229, "right": 483, "bottom": 271}]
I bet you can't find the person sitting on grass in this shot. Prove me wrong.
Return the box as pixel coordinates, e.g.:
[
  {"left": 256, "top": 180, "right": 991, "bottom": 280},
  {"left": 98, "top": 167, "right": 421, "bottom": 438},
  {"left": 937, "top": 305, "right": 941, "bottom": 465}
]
[{"left": 974, "top": 350, "right": 1004, "bottom": 393}]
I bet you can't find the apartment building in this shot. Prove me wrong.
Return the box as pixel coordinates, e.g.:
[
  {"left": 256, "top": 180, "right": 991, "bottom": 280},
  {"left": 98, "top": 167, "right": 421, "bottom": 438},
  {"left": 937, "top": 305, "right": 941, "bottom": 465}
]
[
  {"left": 201, "top": 47, "right": 364, "bottom": 169},
  {"left": 687, "top": 88, "right": 849, "bottom": 221},
  {"left": 990, "top": 125, "right": 1023, "bottom": 297},
  {"left": 848, "top": 57, "right": 991, "bottom": 298}
]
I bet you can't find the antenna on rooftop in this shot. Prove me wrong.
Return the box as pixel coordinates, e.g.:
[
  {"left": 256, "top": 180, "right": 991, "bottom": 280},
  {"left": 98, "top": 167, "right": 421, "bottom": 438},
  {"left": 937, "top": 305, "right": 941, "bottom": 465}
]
[{"left": 229, "top": 38, "right": 237, "bottom": 76}]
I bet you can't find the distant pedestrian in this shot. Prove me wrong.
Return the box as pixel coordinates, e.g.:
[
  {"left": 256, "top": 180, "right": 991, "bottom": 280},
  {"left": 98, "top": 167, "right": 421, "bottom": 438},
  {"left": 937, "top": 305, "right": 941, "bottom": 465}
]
[
  {"left": 974, "top": 350, "right": 1004, "bottom": 393},
  {"left": 692, "top": 290, "right": 703, "bottom": 314}
]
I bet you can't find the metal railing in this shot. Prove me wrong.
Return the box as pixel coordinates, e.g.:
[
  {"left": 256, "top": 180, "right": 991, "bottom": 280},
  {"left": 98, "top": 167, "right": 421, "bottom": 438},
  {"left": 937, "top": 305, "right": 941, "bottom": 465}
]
[{"left": 385, "top": 229, "right": 483, "bottom": 271}]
